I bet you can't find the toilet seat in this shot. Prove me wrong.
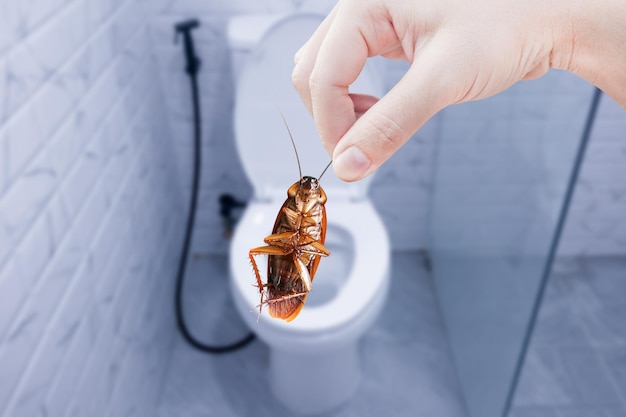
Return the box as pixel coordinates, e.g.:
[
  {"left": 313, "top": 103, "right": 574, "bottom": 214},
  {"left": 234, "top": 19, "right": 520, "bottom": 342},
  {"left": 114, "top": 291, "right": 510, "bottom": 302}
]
[
  {"left": 229, "top": 11, "right": 390, "bottom": 354},
  {"left": 293, "top": 199, "right": 389, "bottom": 331},
  {"left": 230, "top": 197, "right": 390, "bottom": 338}
]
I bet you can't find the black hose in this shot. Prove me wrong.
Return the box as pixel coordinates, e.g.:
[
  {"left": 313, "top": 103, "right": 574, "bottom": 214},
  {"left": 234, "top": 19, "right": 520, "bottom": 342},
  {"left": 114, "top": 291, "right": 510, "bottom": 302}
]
[{"left": 174, "top": 19, "right": 255, "bottom": 354}]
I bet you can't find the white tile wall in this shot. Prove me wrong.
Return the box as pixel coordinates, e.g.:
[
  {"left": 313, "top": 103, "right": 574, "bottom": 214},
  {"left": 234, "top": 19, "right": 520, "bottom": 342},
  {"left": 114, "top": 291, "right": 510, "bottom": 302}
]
[{"left": 0, "top": 1, "right": 184, "bottom": 416}]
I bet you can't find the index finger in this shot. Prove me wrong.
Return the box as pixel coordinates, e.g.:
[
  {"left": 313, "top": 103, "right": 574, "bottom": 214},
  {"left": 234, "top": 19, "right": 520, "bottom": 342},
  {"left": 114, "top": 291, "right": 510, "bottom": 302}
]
[
  {"left": 292, "top": 4, "right": 340, "bottom": 116},
  {"left": 309, "top": 10, "right": 369, "bottom": 154}
]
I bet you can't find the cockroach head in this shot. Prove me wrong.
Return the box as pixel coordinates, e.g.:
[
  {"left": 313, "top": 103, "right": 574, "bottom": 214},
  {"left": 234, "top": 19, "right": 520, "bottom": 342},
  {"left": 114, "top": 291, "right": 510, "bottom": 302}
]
[{"left": 299, "top": 176, "right": 320, "bottom": 190}]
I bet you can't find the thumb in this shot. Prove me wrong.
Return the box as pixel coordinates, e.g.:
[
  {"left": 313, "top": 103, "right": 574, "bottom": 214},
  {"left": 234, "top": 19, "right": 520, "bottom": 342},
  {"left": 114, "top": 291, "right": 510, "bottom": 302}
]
[{"left": 332, "top": 37, "right": 455, "bottom": 181}]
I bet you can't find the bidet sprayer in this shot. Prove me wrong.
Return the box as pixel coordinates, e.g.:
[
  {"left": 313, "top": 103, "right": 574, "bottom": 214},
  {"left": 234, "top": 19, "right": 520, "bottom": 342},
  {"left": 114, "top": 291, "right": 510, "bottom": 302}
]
[{"left": 174, "top": 19, "right": 201, "bottom": 76}]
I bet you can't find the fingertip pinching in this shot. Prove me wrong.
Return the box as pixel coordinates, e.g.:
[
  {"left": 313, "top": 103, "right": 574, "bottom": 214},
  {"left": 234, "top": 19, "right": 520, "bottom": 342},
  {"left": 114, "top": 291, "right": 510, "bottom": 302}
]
[{"left": 333, "top": 146, "right": 371, "bottom": 181}]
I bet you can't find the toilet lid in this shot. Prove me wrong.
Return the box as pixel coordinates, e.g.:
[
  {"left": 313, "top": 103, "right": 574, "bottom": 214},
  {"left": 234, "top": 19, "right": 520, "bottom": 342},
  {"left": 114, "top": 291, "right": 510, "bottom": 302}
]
[{"left": 234, "top": 13, "right": 384, "bottom": 201}]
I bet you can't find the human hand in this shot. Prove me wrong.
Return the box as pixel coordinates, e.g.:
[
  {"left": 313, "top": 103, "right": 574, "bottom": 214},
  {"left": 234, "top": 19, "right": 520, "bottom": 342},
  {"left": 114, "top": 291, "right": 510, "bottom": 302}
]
[{"left": 292, "top": 0, "right": 626, "bottom": 181}]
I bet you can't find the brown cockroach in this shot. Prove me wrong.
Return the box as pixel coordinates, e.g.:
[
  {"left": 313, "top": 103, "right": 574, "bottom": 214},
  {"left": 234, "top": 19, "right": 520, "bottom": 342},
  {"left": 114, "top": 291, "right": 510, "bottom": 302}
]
[{"left": 248, "top": 113, "right": 332, "bottom": 322}]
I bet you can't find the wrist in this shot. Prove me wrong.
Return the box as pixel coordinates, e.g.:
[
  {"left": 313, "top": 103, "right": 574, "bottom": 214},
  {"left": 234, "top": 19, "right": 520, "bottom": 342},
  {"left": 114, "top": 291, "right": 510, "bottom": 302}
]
[{"left": 554, "top": 0, "right": 626, "bottom": 107}]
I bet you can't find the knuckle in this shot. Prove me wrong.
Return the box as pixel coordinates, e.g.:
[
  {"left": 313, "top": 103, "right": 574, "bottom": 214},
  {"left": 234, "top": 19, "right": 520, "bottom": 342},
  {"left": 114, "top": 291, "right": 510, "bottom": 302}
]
[
  {"left": 290, "top": 73, "right": 303, "bottom": 93},
  {"left": 308, "top": 70, "right": 323, "bottom": 93},
  {"left": 291, "top": 65, "right": 308, "bottom": 92},
  {"left": 308, "top": 64, "right": 337, "bottom": 96},
  {"left": 362, "top": 111, "right": 404, "bottom": 149}
]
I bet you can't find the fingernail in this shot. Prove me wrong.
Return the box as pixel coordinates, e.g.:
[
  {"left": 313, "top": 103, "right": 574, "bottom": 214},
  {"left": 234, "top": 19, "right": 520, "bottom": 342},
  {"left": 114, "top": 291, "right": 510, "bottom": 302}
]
[{"left": 334, "top": 146, "right": 371, "bottom": 181}]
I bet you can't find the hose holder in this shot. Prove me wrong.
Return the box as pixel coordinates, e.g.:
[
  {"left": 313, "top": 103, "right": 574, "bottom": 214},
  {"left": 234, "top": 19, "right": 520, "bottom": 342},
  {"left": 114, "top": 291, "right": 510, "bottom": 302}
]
[{"left": 174, "top": 19, "right": 201, "bottom": 76}]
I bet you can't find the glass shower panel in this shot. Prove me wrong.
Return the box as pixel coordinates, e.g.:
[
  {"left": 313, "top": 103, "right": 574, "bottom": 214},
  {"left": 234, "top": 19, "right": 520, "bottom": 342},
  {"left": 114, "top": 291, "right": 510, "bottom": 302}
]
[{"left": 429, "top": 70, "right": 597, "bottom": 417}]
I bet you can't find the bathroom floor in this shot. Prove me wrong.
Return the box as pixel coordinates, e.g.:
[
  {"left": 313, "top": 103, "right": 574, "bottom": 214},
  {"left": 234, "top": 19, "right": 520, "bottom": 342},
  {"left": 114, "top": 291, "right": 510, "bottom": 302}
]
[
  {"left": 156, "top": 251, "right": 468, "bottom": 417},
  {"left": 156, "top": 253, "right": 626, "bottom": 417},
  {"left": 510, "top": 256, "right": 626, "bottom": 417}
]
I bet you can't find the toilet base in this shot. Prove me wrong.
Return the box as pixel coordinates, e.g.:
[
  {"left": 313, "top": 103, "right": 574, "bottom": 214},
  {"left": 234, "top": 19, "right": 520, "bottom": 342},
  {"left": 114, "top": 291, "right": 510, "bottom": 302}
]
[{"left": 269, "top": 342, "right": 360, "bottom": 414}]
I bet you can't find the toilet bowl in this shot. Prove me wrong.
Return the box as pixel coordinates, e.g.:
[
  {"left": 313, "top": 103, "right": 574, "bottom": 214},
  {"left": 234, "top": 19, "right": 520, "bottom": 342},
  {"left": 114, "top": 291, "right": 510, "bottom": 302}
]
[{"left": 228, "top": 11, "right": 391, "bottom": 415}]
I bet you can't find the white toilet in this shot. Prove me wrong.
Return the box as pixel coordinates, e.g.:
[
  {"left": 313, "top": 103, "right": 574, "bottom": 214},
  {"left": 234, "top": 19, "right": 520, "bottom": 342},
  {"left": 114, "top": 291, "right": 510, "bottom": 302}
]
[{"left": 228, "top": 9, "right": 391, "bottom": 415}]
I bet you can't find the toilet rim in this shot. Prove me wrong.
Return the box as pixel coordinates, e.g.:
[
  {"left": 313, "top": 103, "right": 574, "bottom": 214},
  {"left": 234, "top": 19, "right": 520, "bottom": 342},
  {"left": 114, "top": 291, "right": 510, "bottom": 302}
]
[{"left": 231, "top": 199, "right": 390, "bottom": 334}]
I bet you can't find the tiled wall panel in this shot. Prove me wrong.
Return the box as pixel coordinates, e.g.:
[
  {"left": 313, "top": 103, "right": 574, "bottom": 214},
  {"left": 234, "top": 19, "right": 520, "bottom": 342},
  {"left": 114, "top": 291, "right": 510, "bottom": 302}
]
[{"left": 0, "top": 1, "right": 183, "bottom": 416}]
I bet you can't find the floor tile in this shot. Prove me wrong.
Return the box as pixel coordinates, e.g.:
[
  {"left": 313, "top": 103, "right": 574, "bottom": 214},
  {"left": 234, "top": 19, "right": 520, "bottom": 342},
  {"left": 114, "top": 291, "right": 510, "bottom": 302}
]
[
  {"left": 157, "top": 251, "right": 467, "bottom": 417},
  {"left": 158, "top": 254, "right": 626, "bottom": 417}
]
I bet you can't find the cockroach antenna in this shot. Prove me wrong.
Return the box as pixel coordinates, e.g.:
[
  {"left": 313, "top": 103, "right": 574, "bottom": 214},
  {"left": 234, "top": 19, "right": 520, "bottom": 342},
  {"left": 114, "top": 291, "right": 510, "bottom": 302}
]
[
  {"left": 276, "top": 104, "right": 303, "bottom": 181},
  {"left": 318, "top": 160, "right": 332, "bottom": 181}
]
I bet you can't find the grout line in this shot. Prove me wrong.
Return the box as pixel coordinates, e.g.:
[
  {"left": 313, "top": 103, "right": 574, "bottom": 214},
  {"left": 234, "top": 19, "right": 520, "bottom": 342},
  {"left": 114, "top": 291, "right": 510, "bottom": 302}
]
[
  {"left": 0, "top": 0, "right": 126, "bottom": 126},
  {"left": 0, "top": 58, "right": 160, "bottom": 417},
  {"left": 0, "top": 16, "right": 147, "bottom": 275}
]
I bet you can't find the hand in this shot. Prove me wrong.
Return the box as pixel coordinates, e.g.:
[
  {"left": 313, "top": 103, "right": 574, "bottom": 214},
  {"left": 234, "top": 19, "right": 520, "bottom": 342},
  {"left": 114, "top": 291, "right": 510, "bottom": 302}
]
[{"left": 292, "top": 0, "right": 626, "bottom": 181}]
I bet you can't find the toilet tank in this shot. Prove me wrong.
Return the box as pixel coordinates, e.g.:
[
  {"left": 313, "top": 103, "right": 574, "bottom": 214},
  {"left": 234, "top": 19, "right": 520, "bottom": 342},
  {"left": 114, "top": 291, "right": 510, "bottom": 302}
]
[
  {"left": 227, "top": 13, "right": 290, "bottom": 82},
  {"left": 227, "top": 10, "right": 387, "bottom": 88},
  {"left": 226, "top": 0, "right": 338, "bottom": 81}
]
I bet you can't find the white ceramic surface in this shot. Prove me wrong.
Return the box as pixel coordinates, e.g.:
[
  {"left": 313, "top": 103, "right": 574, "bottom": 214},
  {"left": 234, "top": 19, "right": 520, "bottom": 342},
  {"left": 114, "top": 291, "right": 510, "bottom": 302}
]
[{"left": 227, "top": 11, "right": 391, "bottom": 414}]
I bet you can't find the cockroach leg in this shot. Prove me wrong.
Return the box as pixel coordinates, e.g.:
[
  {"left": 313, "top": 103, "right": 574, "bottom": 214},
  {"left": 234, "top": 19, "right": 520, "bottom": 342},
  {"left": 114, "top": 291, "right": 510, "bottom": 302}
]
[
  {"left": 248, "top": 251, "right": 265, "bottom": 294},
  {"left": 265, "top": 291, "right": 309, "bottom": 304},
  {"left": 293, "top": 256, "right": 312, "bottom": 291},
  {"left": 263, "top": 231, "right": 297, "bottom": 248},
  {"left": 298, "top": 240, "right": 330, "bottom": 257},
  {"left": 249, "top": 245, "right": 293, "bottom": 313},
  {"left": 249, "top": 245, "right": 289, "bottom": 289}
]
